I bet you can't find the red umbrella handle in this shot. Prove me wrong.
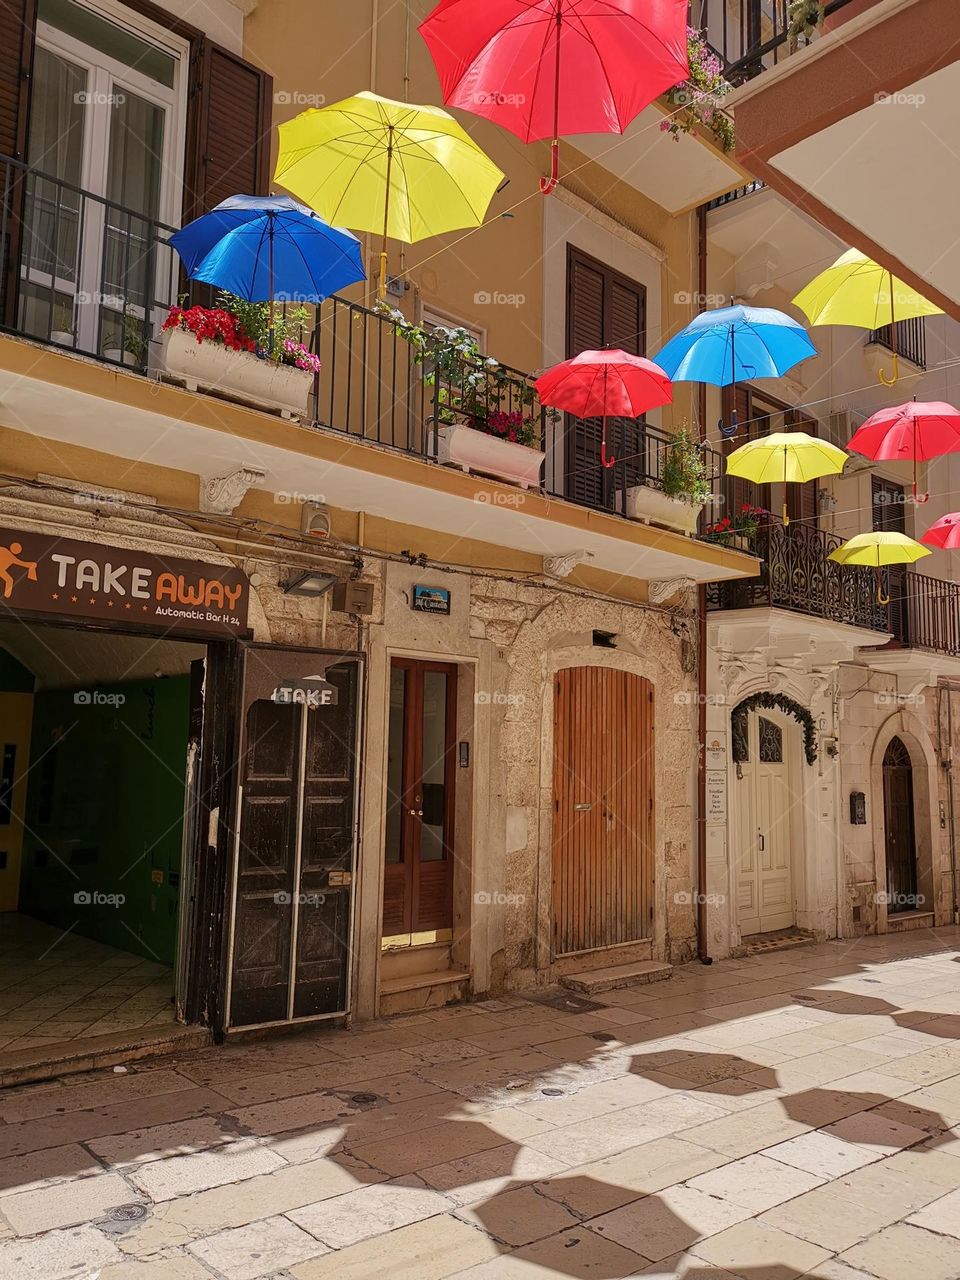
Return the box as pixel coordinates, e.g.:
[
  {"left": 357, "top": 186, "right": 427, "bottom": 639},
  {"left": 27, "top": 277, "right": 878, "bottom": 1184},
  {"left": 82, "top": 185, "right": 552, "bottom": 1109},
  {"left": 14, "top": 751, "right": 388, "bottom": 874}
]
[
  {"left": 540, "top": 141, "right": 560, "bottom": 195},
  {"left": 601, "top": 420, "right": 616, "bottom": 469}
]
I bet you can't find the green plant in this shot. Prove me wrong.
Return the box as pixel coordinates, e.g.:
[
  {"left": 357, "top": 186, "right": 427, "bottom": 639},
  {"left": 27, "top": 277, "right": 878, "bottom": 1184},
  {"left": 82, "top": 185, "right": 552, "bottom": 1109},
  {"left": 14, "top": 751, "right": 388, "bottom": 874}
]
[
  {"left": 216, "top": 292, "right": 311, "bottom": 366},
  {"left": 662, "top": 27, "right": 735, "bottom": 153},
  {"left": 380, "top": 302, "right": 554, "bottom": 447},
  {"left": 788, "top": 0, "right": 825, "bottom": 49},
  {"left": 732, "top": 691, "right": 818, "bottom": 765},
  {"left": 53, "top": 301, "right": 75, "bottom": 336},
  {"left": 121, "top": 313, "right": 148, "bottom": 361},
  {"left": 660, "top": 425, "right": 712, "bottom": 505}
]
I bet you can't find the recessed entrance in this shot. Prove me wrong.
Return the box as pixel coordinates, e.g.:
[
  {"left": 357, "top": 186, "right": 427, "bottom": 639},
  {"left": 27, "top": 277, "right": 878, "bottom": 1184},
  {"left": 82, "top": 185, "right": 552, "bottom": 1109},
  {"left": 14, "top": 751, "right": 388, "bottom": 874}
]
[
  {"left": 882, "top": 735, "right": 920, "bottom": 913},
  {"left": 382, "top": 658, "right": 458, "bottom": 944},
  {"left": 551, "top": 666, "right": 655, "bottom": 956},
  {"left": 0, "top": 622, "right": 204, "bottom": 1065},
  {"left": 736, "top": 712, "right": 796, "bottom": 935}
]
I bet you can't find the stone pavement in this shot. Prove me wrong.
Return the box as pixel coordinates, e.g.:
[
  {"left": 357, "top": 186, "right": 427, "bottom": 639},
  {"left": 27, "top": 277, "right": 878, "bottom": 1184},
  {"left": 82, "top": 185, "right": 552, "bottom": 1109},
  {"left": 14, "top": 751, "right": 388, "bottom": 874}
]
[{"left": 3, "top": 930, "right": 960, "bottom": 1280}]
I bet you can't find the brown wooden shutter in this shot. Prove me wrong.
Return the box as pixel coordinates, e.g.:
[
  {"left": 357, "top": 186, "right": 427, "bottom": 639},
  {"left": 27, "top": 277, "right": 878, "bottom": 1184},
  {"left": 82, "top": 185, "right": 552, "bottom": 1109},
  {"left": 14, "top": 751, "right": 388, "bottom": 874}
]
[
  {"left": 786, "top": 408, "right": 818, "bottom": 528},
  {"left": 564, "top": 246, "right": 646, "bottom": 509},
  {"left": 722, "top": 386, "right": 760, "bottom": 514},
  {"left": 0, "top": 0, "right": 35, "bottom": 161},
  {"left": 184, "top": 41, "right": 272, "bottom": 225}
]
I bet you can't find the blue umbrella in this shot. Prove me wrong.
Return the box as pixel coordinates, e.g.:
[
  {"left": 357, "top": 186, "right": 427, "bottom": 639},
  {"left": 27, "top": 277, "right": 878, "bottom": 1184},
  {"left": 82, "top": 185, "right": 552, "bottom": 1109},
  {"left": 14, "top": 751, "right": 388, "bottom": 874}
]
[
  {"left": 653, "top": 304, "right": 817, "bottom": 436},
  {"left": 169, "top": 194, "right": 365, "bottom": 346}
]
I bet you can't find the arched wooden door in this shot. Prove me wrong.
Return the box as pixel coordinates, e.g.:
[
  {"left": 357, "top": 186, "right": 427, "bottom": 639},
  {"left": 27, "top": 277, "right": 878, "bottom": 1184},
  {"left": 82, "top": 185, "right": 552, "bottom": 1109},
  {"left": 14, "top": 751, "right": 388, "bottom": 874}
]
[
  {"left": 882, "top": 736, "right": 918, "bottom": 913},
  {"left": 551, "top": 667, "right": 654, "bottom": 956}
]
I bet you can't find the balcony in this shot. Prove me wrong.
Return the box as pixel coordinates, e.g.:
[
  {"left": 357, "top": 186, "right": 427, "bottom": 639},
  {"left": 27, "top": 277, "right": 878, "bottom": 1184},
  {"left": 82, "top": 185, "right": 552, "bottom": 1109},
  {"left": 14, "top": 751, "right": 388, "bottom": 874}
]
[
  {"left": 696, "top": 0, "right": 867, "bottom": 87},
  {"left": 0, "top": 156, "right": 752, "bottom": 589},
  {"left": 708, "top": 520, "right": 960, "bottom": 661}
]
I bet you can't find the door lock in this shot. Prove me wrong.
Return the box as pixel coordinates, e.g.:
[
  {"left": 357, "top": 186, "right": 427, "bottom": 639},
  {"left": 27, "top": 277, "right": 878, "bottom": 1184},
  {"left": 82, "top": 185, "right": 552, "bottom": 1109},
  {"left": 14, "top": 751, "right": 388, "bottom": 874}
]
[
  {"left": 758, "top": 830, "right": 765, "bottom": 851},
  {"left": 408, "top": 808, "right": 423, "bottom": 816},
  {"left": 574, "top": 802, "right": 592, "bottom": 811}
]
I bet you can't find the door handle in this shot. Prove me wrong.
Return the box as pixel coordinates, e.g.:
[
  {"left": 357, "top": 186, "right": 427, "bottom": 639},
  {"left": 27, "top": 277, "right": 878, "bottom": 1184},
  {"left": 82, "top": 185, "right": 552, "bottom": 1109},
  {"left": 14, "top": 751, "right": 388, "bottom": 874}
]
[
  {"left": 574, "top": 802, "right": 592, "bottom": 811},
  {"left": 758, "top": 830, "right": 765, "bottom": 851}
]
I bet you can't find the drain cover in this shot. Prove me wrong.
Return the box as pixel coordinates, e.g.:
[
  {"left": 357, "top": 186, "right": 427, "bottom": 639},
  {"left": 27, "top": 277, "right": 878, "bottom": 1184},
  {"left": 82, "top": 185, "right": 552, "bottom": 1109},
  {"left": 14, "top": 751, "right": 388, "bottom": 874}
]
[
  {"left": 541, "top": 1087, "right": 564, "bottom": 1097},
  {"left": 350, "top": 1092, "right": 378, "bottom": 1105},
  {"left": 590, "top": 1032, "right": 617, "bottom": 1043},
  {"left": 107, "top": 1204, "right": 148, "bottom": 1223}
]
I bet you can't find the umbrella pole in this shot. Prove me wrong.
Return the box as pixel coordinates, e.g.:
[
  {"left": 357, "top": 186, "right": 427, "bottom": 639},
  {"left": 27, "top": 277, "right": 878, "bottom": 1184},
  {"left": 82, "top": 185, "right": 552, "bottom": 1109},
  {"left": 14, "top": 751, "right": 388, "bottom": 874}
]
[
  {"left": 912, "top": 406, "right": 929, "bottom": 503},
  {"left": 539, "top": 6, "right": 562, "bottom": 195},
  {"left": 782, "top": 441, "right": 789, "bottom": 527},
  {"left": 600, "top": 367, "right": 616, "bottom": 468},
  {"left": 879, "top": 270, "right": 900, "bottom": 386},
  {"left": 268, "top": 216, "right": 275, "bottom": 355},
  {"left": 379, "top": 126, "right": 395, "bottom": 300}
]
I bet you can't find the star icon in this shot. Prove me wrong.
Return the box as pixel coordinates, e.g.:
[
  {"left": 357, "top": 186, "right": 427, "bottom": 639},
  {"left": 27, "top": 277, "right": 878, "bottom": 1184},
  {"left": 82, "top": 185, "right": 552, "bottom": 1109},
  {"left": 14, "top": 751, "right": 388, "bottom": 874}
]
[
  {"left": 51, "top": 592, "right": 59, "bottom": 600},
  {"left": 124, "top": 602, "right": 131, "bottom": 610},
  {"left": 70, "top": 595, "right": 78, "bottom": 603},
  {"left": 107, "top": 601, "right": 114, "bottom": 608}
]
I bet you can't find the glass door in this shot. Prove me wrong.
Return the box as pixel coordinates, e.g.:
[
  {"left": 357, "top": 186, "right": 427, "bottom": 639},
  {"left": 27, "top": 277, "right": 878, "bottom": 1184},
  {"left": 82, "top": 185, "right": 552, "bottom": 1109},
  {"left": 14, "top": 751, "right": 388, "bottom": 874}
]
[{"left": 383, "top": 659, "right": 458, "bottom": 944}]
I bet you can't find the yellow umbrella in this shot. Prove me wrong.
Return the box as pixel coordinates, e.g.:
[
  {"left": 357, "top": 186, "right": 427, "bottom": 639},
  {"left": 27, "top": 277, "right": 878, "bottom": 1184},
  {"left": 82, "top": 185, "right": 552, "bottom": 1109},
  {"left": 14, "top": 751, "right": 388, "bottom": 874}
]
[
  {"left": 828, "top": 530, "right": 930, "bottom": 605},
  {"left": 792, "top": 249, "right": 942, "bottom": 386},
  {"left": 725, "top": 431, "right": 847, "bottom": 525},
  {"left": 274, "top": 92, "right": 505, "bottom": 298}
]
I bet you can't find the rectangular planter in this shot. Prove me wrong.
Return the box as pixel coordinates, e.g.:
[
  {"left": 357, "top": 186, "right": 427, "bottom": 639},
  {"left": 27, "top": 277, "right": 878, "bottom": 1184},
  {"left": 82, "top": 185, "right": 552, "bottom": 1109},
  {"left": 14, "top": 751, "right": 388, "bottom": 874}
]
[
  {"left": 625, "top": 484, "right": 703, "bottom": 536},
  {"left": 161, "top": 328, "right": 313, "bottom": 418},
  {"left": 437, "top": 422, "right": 545, "bottom": 490}
]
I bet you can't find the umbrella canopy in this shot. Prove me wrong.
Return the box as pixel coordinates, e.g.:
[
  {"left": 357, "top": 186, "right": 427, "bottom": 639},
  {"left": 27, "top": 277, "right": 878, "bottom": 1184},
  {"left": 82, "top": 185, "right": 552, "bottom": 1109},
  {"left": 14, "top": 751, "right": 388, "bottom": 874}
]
[
  {"left": 922, "top": 512, "right": 960, "bottom": 550},
  {"left": 169, "top": 195, "right": 365, "bottom": 303},
  {"left": 726, "top": 431, "right": 846, "bottom": 525},
  {"left": 535, "top": 350, "right": 672, "bottom": 417},
  {"left": 535, "top": 349, "right": 672, "bottom": 468},
  {"left": 792, "top": 249, "right": 942, "bottom": 386},
  {"left": 847, "top": 399, "right": 960, "bottom": 501},
  {"left": 418, "top": 0, "right": 688, "bottom": 192},
  {"left": 653, "top": 305, "right": 817, "bottom": 387},
  {"left": 274, "top": 93, "right": 505, "bottom": 296},
  {"left": 827, "top": 531, "right": 930, "bottom": 568}
]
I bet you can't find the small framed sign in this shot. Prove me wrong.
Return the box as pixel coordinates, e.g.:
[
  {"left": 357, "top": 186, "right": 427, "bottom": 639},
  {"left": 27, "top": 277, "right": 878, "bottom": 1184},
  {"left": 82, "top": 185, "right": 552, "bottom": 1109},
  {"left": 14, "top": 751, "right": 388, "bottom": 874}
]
[
  {"left": 271, "top": 676, "right": 339, "bottom": 708},
  {"left": 412, "top": 584, "right": 451, "bottom": 615}
]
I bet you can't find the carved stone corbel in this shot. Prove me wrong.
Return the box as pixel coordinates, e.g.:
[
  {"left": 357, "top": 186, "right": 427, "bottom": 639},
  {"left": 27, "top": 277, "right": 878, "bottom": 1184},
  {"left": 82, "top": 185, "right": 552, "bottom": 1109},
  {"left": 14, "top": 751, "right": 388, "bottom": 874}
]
[{"left": 200, "top": 467, "right": 266, "bottom": 515}]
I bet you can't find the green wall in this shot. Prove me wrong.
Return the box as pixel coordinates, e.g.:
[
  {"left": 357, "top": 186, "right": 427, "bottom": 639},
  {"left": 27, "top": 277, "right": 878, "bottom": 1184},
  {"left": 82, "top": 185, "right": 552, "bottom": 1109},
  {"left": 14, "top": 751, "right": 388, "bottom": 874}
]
[{"left": 21, "top": 675, "right": 190, "bottom": 966}]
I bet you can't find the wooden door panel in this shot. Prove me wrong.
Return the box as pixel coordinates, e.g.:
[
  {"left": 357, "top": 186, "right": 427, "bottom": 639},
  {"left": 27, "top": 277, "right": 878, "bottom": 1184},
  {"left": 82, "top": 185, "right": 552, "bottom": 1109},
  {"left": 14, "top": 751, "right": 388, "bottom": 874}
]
[{"left": 551, "top": 667, "right": 654, "bottom": 956}]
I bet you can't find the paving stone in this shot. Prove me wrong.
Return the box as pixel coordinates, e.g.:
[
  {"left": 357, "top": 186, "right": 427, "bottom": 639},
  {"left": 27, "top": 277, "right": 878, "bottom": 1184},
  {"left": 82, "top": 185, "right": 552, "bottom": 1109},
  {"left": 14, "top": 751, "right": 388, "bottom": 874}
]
[
  {"left": 288, "top": 1176, "right": 454, "bottom": 1249},
  {"left": 126, "top": 1139, "right": 286, "bottom": 1202},
  {"left": 290, "top": 1213, "right": 498, "bottom": 1279},
  {"left": 0, "top": 1172, "right": 136, "bottom": 1235},
  {"left": 841, "top": 1222, "right": 960, "bottom": 1280},
  {"left": 690, "top": 1218, "right": 832, "bottom": 1278},
  {"left": 0, "top": 1225, "right": 121, "bottom": 1279},
  {"left": 187, "top": 1214, "right": 326, "bottom": 1280}
]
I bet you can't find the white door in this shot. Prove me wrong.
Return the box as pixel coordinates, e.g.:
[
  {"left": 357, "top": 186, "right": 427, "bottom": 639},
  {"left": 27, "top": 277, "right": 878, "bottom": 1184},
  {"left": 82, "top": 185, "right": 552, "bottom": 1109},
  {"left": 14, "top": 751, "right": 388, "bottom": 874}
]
[{"left": 737, "top": 714, "right": 795, "bottom": 935}]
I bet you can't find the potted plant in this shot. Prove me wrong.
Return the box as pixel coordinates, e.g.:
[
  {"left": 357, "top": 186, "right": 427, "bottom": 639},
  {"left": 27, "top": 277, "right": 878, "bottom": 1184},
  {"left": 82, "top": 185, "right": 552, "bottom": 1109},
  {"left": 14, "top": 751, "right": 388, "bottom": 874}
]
[
  {"left": 661, "top": 27, "right": 735, "bottom": 153},
  {"left": 788, "top": 0, "right": 825, "bottom": 51},
  {"left": 104, "top": 313, "right": 148, "bottom": 368},
  {"left": 160, "top": 294, "right": 320, "bottom": 417},
  {"left": 383, "top": 305, "right": 548, "bottom": 489},
  {"left": 626, "top": 425, "right": 711, "bottom": 536},
  {"left": 704, "top": 503, "right": 768, "bottom": 550},
  {"left": 50, "top": 301, "right": 76, "bottom": 348}
]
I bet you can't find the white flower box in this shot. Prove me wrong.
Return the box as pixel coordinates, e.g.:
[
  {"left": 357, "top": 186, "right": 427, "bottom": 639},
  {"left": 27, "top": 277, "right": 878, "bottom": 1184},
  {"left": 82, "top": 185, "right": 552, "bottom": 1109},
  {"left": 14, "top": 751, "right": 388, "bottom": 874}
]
[
  {"left": 626, "top": 483, "right": 703, "bottom": 536},
  {"left": 161, "top": 327, "right": 313, "bottom": 418},
  {"left": 437, "top": 422, "right": 544, "bottom": 489}
]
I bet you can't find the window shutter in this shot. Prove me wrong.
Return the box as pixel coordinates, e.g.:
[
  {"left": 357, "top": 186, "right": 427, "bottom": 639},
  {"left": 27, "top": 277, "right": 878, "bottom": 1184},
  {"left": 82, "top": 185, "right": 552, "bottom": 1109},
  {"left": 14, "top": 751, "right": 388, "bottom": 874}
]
[
  {"left": 785, "top": 408, "right": 818, "bottom": 527},
  {"left": 0, "top": 0, "right": 35, "bottom": 161},
  {"left": 184, "top": 41, "right": 272, "bottom": 225},
  {"left": 564, "top": 247, "right": 646, "bottom": 509}
]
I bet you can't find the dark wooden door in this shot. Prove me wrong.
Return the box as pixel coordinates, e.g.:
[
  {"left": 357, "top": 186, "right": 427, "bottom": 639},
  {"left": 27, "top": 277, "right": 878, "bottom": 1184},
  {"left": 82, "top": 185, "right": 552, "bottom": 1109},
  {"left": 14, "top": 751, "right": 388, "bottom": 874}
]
[
  {"left": 882, "top": 736, "right": 918, "bottom": 913},
  {"left": 383, "top": 659, "right": 458, "bottom": 939},
  {"left": 565, "top": 246, "right": 646, "bottom": 509},
  {"left": 229, "top": 650, "right": 359, "bottom": 1028},
  {"left": 551, "top": 667, "right": 654, "bottom": 955}
]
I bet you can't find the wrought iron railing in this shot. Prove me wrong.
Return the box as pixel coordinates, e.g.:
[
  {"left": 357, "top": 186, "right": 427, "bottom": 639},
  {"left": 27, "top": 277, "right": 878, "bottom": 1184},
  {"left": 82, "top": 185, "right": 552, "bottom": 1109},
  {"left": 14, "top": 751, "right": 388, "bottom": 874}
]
[
  {"left": 706, "top": 520, "right": 888, "bottom": 632},
  {"left": 691, "top": 0, "right": 865, "bottom": 86},
  {"left": 890, "top": 571, "right": 960, "bottom": 658},
  {"left": 0, "top": 154, "right": 179, "bottom": 371},
  {"left": 0, "top": 155, "right": 725, "bottom": 541},
  {"left": 868, "top": 317, "right": 927, "bottom": 370}
]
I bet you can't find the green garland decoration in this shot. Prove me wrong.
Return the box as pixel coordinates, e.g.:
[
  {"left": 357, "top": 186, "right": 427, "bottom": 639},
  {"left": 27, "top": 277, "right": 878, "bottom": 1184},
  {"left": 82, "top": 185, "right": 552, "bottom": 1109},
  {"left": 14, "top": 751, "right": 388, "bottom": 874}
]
[{"left": 731, "top": 691, "right": 818, "bottom": 765}]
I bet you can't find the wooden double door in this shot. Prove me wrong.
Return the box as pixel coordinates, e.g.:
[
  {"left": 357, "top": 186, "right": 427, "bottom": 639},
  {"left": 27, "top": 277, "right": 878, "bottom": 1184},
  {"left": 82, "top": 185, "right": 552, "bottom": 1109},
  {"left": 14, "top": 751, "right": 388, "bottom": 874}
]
[
  {"left": 736, "top": 713, "right": 795, "bottom": 935},
  {"left": 551, "top": 667, "right": 655, "bottom": 956},
  {"left": 382, "top": 658, "right": 458, "bottom": 941},
  {"left": 882, "top": 736, "right": 919, "bottom": 913}
]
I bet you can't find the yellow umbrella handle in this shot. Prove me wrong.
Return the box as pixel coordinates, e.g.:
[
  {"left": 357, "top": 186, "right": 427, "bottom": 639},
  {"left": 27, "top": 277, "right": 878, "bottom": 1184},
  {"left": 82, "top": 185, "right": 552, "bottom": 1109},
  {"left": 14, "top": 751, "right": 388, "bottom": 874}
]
[
  {"left": 378, "top": 249, "right": 389, "bottom": 301},
  {"left": 879, "top": 351, "right": 900, "bottom": 387},
  {"left": 875, "top": 567, "right": 890, "bottom": 606}
]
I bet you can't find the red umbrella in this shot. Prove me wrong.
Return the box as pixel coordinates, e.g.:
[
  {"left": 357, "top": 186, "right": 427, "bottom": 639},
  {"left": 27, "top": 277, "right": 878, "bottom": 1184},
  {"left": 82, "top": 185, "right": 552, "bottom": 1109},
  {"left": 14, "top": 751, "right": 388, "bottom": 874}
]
[
  {"left": 922, "top": 512, "right": 960, "bottom": 549},
  {"left": 418, "top": 0, "right": 689, "bottom": 193},
  {"left": 536, "top": 348, "right": 672, "bottom": 468},
  {"left": 847, "top": 399, "right": 960, "bottom": 502}
]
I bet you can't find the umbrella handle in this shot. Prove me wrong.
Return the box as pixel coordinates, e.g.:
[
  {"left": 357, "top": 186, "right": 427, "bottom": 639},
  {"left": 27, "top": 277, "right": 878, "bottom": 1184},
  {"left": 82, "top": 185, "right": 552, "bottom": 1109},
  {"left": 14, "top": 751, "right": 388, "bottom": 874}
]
[
  {"left": 600, "top": 424, "right": 616, "bottom": 470},
  {"left": 913, "top": 481, "right": 929, "bottom": 504},
  {"left": 540, "top": 141, "right": 560, "bottom": 195},
  {"left": 879, "top": 351, "right": 899, "bottom": 387},
  {"left": 378, "top": 249, "right": 389, "bottom": 301},
  {"left": 875, "top": 568, "right": 890, "bottom": 606}
]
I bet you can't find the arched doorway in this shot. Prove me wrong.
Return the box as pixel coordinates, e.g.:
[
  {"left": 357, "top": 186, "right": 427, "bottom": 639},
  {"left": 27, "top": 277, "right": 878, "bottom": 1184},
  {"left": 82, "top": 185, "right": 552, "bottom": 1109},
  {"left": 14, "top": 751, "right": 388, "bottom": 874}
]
[{"left": 882, "top": 736, "right": 919, "bottom": 913}]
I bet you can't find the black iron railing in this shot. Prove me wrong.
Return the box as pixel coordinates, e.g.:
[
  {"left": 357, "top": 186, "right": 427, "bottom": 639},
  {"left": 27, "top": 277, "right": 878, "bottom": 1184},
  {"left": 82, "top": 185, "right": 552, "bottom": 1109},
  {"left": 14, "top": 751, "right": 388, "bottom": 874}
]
[
  {"left": 0, "top": 156, "right": 725, "bottom": 541},
  {"left": 706, "top": 521, "right": 888, "bottom": 632},
  {"left": 691, "top": 0, "right": 865, "bottom": 86},
  {"left": 0, "top": 154, "right": 179, "bottom": 371},
  {"left": 868, "top": 317, "right": 927, "bottom": 370},
  {"left": 890, "top": 571, "right": 960, "bottom": 658}
]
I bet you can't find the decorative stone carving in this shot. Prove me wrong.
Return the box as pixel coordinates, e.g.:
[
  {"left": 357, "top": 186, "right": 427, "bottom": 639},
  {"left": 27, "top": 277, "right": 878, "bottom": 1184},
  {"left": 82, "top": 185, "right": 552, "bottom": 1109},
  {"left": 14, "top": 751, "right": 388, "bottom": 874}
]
[
  {"left": 543, "top": 551, "right": 594, "bottom": 579},
  {"left": 200, "top": 467, "right": 266, "bottom": 515},
  {"left": 647, "top": 575, "right": 696, "bottom": 606}
]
